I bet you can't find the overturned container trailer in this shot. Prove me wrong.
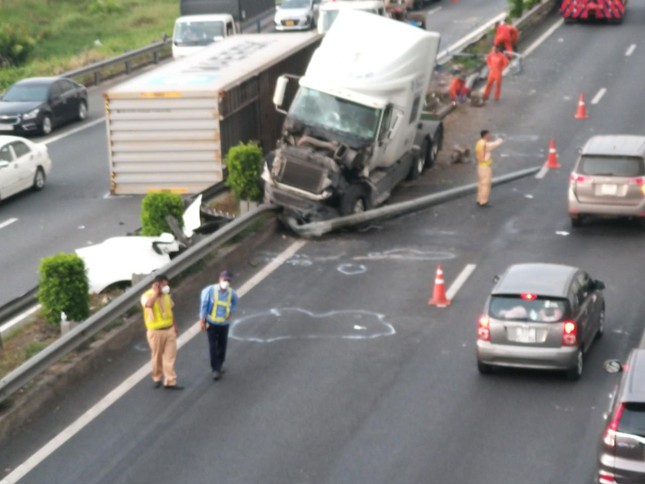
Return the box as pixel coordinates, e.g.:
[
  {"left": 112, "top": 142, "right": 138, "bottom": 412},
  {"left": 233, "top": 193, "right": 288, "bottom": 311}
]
[{"left": 104, "top": 32, "right": 321, "bottom": 195}]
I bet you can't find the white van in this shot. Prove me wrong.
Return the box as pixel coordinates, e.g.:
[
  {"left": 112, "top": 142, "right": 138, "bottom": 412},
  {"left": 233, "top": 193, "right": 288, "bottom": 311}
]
[
  {"left": 317, "top": 0, "right": 387, "bottom": 33},
  {"left": 172, "top": 14, "right": 238, "bottom": 59}
]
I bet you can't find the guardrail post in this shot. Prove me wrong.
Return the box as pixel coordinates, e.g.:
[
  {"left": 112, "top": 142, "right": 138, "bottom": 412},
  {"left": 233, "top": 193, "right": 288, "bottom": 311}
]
[
  {"left": 154, "top": 51, "right": 159, "bottom": 64},
  {"left": 125, "top": 60, "right": 131, "bottom": 75},
  {"left": 94, "top": 71, "right": 100, "bottom": 86},
  {"left": 257, "top": 19, "right": 261, "bottom": 32}
]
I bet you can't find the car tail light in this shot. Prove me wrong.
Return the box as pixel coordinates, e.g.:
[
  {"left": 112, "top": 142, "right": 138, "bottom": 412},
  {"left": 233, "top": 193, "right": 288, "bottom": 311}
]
[
  {"left": 602, "top": 402, "right": 625, "bottom": 447},
  {"left": 561, "top": 320, "right": 577, "bottom": 346},
  {"left": 570, "top": 173, "right": 591, "bottom": 183},
  {"left": 520, "top": 293, "right": 536, "bottom": 300},
  {"left": 478, "top": 315, "right": 490, "bottom": 342},
  {"left": 598, "top": 469, "right": 618, "bottom": 484}
]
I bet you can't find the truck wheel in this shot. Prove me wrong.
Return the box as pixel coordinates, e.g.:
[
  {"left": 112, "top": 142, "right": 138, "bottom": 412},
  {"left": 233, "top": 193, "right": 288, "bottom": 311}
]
[
  {"left": 407, "top": 140, "right": 429, "bottom": 180},
  {"left": 340, "top": 184, "right": 370, "bottom": 216}
]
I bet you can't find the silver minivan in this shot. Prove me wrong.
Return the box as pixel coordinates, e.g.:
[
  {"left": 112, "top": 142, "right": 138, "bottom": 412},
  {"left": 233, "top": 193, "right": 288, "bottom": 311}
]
[
  {"left": 476, "top": 263, "right": 606, "bottom": 380},
  {"left": 568, "top": 135, "right": 645, "bottom": 227}
]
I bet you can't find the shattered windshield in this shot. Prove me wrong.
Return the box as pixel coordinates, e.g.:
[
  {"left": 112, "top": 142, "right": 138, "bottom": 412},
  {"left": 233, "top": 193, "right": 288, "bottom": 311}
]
[{"left": 289, "top": 87, "right": 381, "bottom": 142}]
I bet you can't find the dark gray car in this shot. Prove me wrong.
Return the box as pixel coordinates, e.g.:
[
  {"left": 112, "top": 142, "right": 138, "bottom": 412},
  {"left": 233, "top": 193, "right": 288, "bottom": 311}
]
[
  {"left": 0, "top": 77, "right": 88, "bottom": 136},
  {"left": 599, "top": 349, "right": 645, "bottom": 484},
  {"left": 476, "top": 263, "right": 605, "bottom": 380}
]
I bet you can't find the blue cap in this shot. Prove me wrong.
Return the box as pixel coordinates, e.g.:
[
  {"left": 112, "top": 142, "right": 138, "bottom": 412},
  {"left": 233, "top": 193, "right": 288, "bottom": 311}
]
[{"left": 220, "top": 270, "right": 233, "bottom": 281}]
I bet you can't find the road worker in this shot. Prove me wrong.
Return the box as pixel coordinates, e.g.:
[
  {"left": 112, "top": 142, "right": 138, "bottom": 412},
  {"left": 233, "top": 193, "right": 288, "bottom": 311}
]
[
  {"left": 474, "top": 129, "right": 504, "bottom": 207},
  {"left": 448, "top": 70, "right": 471, "bottom": 106},
  {"left": 482, "top": 45, "right": 509, "bottom": 102},
  {"left": 493, "top": 19, "right": 513, "bottom": 56},
  {"left": 141, "top": 274, "right": 183, "bottom": 390}
]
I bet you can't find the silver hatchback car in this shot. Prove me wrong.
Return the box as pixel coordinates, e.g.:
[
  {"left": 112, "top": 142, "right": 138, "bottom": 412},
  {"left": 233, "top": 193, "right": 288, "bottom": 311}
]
[
  {"left": 568, "top": 135, "right": 645, "bottom": 227},
  {"left": 476, "top": 263, "right": 606, "bottom": 380}
]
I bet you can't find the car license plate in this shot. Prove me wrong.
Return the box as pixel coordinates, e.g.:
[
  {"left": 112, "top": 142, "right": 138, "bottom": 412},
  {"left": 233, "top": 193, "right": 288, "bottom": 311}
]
[
  {"left": 515, "top": 327, "right": 537, "bottom": 343},
  {"left": 285, "top": 20, "right": 295, "bottom": 26},
  {"left": 599, "top": 184, "right": 618, "bottom": 196},
  {"left": 0, "top": 124, "right": 13, "bottom": 131}
]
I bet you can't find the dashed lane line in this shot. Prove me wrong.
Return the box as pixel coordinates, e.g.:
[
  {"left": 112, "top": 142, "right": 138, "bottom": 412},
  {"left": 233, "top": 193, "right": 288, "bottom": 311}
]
[
  {"left": 0, "top": 218, "right": 18, "bottom": 230},
  {"left": 535, "top": 164, "right": 549, "bottom": 179},
  {"left": 591, "top": 88, "right": 607, "bottom": 105},
  {"left": 0, "top": 239, "right": 308, "bottom": 484},
  {"left": 626, "top": 44, "right": 637, "bottom": 56},
  {"left": 445, "top": 264, "right": 477, "bottom": 301}
]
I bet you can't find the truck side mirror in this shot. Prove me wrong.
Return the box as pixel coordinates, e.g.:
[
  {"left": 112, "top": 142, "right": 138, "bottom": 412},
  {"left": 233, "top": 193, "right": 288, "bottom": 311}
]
[{"left": 273, "top": 75, "right": 289, "bottom": 110}]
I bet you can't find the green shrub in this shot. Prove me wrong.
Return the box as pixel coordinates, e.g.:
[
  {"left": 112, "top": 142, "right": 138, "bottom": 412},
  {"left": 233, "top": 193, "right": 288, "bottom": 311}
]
[
  {"left": 88, "top": 0, "right": 125, "bottom": 15},
  {"left": 507, "top": 0, "right": 524, "bottom": 18},
  {"left": 225, "top": 142, "right": 264, "bottom": 202},
  {"left": 0, "top": 27, "right": 36, "bottom": 68},
  {"left": 141, "top": 192, "right": 185, "bottom": 236},
  {"left": 38, "top": 254, "right": 90, "bottom": 325}
]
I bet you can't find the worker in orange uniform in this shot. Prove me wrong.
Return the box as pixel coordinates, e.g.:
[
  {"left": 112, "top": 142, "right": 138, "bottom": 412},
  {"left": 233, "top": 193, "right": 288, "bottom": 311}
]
[
  {"left": 448, "top": 70, "right": 471, "bottom": 105},
  {"left": 483, "top": 45, "right": 509, "bottom": 102},
  {"left": 508, "top": 23, "right": 520, "bottom": 53},
  {"left": 493, "top": 19, "right": 513, "bottom": 56},
  {"left": 475, "top": 129, "right": 504, "bottom": 207}
]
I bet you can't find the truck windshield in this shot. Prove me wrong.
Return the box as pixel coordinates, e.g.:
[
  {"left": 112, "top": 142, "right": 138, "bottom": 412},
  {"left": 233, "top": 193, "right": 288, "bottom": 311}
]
[
  {"left": 174, "top": 21, "right": 225, "bottom": 46},
  {"left": 281, "top": 0, "right": 311, "bottom": 8},
  {"left": 289, "top": 87, "right": 380, "bottom": 142}
]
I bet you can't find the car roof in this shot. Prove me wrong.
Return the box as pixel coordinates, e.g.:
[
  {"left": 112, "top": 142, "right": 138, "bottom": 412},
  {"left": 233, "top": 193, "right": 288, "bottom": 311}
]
[
  {"left": 619, "top": 349, "right": 645, "bottom": 403},
  {"left": 12, "top": 77, "right": 61, "bottom": 86},
  {"left": 581, "top": 135, "right": 645, "bottom": 158},
  {"left": 491, "top": 263, "right": 579, "bottom": 298},
  {"left": 0, "top": 135, "right": 31, "bottom": 145}
]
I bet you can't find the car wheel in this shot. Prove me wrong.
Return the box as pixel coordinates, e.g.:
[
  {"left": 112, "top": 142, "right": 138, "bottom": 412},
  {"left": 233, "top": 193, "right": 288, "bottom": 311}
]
[
  {"left": 77, "top": 101, "right": 88, "bottom": 121},
  {"left": 407, "top": 139, "right": 428, "bottom": 180},
  {"left": 40, "top": 115, "right": 52, "bottom": 136},
  {"left": 340, "top": 184, "right": 370, "bottom": 216},
  {"left": 477, "top": 361, "right": 493, "bottom": 375},
  {"left": 566, "top": 349, "right": 583, "bottom": 381},
  {"left": 596, "top": 306, "right": 605, "bottom": 339},
  {"left": 32, "top": 167, "right": 46, "bottom": 191}
]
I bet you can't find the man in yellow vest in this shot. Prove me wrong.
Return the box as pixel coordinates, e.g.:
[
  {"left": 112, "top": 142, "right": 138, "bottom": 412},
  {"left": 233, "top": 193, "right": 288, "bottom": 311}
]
[
  {"left": 475, "top": 129, "right": 504, "bottom": 207},
  {"left": 199, "top": 270, "right": 239, "bottom": 381},
  {"left": 141, "top": 274, "right": 183, "bottom": 390}
]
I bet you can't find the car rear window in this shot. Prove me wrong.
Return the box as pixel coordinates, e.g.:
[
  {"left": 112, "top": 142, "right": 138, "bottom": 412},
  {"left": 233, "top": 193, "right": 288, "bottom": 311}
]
[
  {"left": 618, "top": 403, "right": 645, "bottom": 437},
  {"left": 579, "top": 156, "right": 645, "bottom": 177},
  {"left": 489, "top": 296, "right": 569, "bottom": 322}
]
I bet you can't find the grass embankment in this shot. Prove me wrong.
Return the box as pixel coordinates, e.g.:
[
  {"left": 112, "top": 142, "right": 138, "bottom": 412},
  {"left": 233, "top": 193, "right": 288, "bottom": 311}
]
[{"left": 0, "top": 0, "right": 179, "bottom": 89}]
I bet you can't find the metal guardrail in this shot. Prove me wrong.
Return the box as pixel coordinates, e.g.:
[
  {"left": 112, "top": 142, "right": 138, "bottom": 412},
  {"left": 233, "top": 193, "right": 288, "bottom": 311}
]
[{"left": 0, "top": 204, "right": 278, "bottom": 404}]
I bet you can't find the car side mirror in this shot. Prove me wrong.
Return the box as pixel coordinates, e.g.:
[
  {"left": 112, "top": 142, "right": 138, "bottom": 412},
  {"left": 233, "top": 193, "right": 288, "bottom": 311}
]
[
  {"left": 603, "top": 359, "right": 623, "bottom": 374},
  {"left": 595, "top": 280, "right": 606, "bottom": 290}
]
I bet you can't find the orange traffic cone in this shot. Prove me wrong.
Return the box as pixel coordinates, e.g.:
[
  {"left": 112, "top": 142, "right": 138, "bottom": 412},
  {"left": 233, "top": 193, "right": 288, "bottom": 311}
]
[
  {"left": 545, "top": 138, "right": 561, "bottom": 169},
  {"left": 428, "top": 265, "right": 451, "bottom": 307},
  {"left": 574, "top": 93, "right": 588, "bottom": 119}
]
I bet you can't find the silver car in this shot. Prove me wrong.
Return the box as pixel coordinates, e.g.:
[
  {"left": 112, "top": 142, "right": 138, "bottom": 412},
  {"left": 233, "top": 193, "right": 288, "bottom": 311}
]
[
  {"left": 274, "top": 0, "right": 319, "bottom": 31},
  {"left": 568, "top": 135, "right": 645, "bottom": 227},
  {"left": 476, "top": 263, "right": 605, "bottom": 380}
]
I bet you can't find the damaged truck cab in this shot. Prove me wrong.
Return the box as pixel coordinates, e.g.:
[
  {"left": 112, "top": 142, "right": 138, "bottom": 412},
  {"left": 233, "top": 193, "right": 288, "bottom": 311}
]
[{"left": 262, "top": 10, "right": 442, "bottom": 223}]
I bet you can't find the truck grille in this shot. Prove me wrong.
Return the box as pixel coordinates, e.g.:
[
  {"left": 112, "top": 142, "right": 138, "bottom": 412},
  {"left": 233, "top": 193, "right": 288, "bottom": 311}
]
[{"left": 279, "top": 158, "right": 326, "bottom": 194}]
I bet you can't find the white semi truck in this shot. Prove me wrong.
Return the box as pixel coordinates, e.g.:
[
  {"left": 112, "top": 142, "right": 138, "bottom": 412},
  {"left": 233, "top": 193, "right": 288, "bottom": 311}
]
[{"left": 263, "top": 10, "right": 443, "bottom": 222}]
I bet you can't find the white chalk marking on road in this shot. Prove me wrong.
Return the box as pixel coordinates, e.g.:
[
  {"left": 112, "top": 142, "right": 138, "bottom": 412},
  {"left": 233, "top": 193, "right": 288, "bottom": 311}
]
[
  {"left": 43, "top": 118, "right": 105, "bottom": 146},
  {"left": 625, "top": 44, "right": 637, "bottom": 56},
  {"left": 1, "top": 239, "right": 308, "bottom": 484},
  {"left": 445, "top": 264, "right": 476, "bottom": 301},
  {"left": 591, "top": 88, "right": 607, "bottom": 105},
  {"left": 524, "top": 18, "right": 564, "bottom": 57},
  {"left": 535, "top": 165, "right": 549, "bottom": 179},
  {"left": 0, "top": 218, "right": 18, "bottom": 230}
]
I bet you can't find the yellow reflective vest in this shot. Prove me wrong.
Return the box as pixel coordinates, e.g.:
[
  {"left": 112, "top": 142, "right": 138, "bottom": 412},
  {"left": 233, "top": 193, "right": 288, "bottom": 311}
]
[
  {"left": 475, "top": 139, "right": 491, "bottom": 167},
  {"left": 141, "top": 290, "right": 174, "bottom": 330},
  {"left": 209, "top": 286, "right": 233, "bottom": 323}
]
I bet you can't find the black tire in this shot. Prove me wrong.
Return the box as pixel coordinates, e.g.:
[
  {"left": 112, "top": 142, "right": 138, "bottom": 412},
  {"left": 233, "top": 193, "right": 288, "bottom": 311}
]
[
  {"left": 407, "top": 140, "right": 428, "bottom": 180},
  {"left": 40, "top": 115, "right": 52, "bottom": 135},
  {"left": 32, "top": 167, "right": 46, "bottom": 191},
  {"left": 477, "top": 361, "right": 493, "bottom": 375},
  {"left": 77, "top": 101, "right": 88, "bottom": 121},
  {"left": 339, "top": 184, "right": 370, "bottom": 216},
  {"left": 566, "top": 349, "right": 583, "bottom": 381}
]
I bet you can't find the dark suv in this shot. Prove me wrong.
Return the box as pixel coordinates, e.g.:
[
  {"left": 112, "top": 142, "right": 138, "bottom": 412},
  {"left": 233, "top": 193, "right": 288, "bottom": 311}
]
[{"left": 598, "top": 349, "right": 645, "bottom": 484}]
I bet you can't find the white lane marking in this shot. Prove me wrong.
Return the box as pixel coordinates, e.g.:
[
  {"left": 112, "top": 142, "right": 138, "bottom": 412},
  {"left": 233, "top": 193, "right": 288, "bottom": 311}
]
[
  {"left": 1, "top": 239, "right": 307, "bottom": 483},
  {"left": 43, "top": 118, "right": 105, "bottom": 146},
  {"left": 591, "top": 88, "right": 607, "bottom": 105},
  {"left": 445, "top": 264, "right": 476, "bottom": 301},
  {"left": 426, "top": 6, "right": 442, "bottom": 15},
  {"left": 625, "top": 44, "right": 637, "bottom": 56},
  {"left": 524, "top": 18, "right": 565, "bottom": 57},
  {"left": 0, "top": 218, "right": 18, "bottom": 230},
  {"left": 535, "top": 165, "right": 549, "bottom": 179},
  {"left": 0, "top": 304, "right": 42, "bottom": 339}
]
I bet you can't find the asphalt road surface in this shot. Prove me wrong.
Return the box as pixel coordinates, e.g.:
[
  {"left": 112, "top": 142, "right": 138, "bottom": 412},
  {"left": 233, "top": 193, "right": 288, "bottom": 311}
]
[{"left": 5, "top": 4, "right": 645, "bottom": 484}]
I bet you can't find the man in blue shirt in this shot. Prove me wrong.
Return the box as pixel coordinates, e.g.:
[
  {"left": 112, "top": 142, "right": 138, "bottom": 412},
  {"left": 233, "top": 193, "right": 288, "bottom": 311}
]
[{"left": 199, "top": 270, "right": 239, "bottom": 381}]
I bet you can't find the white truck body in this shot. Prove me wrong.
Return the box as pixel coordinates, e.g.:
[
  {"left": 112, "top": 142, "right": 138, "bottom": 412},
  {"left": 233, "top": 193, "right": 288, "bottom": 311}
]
[
  {"left": 317, "top": 0, "right": 387, "bottom": 34},
  {"left": 172, "top": 14, "right": 238, "bottom": 59},
  {"left": 264, "top": 10, "right": 442, "bottom": 221},
  {"left": 104, "top": 32, "right": 321, "bottom": 195}
]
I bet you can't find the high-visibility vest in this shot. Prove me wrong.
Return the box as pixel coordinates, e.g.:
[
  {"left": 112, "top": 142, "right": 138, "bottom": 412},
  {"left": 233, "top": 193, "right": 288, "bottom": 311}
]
[
  {"left": 475, "top": 139, "right": 492, "bottom": 166},
  {"left": 209, "top": 286, "right": 233, "bottom": 323},
  {"left": 141, "top": 290, "right": 174, "bottom": 330}
]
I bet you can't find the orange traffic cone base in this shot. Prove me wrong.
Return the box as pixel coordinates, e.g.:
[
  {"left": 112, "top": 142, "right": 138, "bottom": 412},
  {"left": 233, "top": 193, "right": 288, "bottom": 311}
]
[{"left": 428, "top": 265, "right": 451, "bottom": 307}]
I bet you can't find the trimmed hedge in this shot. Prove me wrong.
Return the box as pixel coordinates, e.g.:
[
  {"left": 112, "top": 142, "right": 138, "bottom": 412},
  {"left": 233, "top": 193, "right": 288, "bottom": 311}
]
[
  {"left": 38, "top": 254, "right": 90, "bottom": 325},
  {"left": 225, "top": 142, "right": 264, "bottom": 202},
  {"left": 141, "top": 192, "right": 185, "bottom": 236}
]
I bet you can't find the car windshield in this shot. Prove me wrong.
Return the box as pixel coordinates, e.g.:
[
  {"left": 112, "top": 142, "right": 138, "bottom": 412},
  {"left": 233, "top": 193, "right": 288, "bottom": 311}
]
[
  {"left": 618, "top": 403, "right": 645, "bottom": 437},
  {"left": 579, "top": 156, "right": 644, "bottom": 177},
  {"left": 174, "top": 21, "right": 225, "bottom": 46},
  {"left": 289, "top": 87, "right": 381, "bottom": 142},
  {"left": 281, "top": 0, "right": 310, "bottom": 9},
  {"left": 3, "top": 84, "right": 49, "bottom": 102},
  {"left": 489, "top": 296, "right": 568, "bottom": 322}
]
